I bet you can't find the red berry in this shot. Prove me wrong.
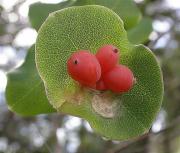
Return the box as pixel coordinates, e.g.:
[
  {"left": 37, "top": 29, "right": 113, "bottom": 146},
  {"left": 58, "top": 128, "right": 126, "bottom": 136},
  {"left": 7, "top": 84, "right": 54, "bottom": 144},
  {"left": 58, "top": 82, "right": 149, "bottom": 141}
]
[
  {"left": 103, "top": 65, "right": 134, "bottom": 93},
  {"left": 96, "top": 79, "right": 108, "bottom": 91},
  {"left": 96, "top": 45, "right": 119, "bottom": 74},
  {"left": 67, "top": 50, "right": 101, "bottom": 87}
]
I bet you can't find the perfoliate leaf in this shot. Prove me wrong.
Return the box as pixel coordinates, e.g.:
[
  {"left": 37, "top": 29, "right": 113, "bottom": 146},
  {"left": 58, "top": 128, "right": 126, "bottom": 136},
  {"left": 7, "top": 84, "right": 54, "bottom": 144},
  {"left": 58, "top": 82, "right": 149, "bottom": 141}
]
[
  {"left": 6, "top": 46, "right": 56, "bottom": 116},
  {"left": 35, "top": 6, "right": 163, "bottom": 140}
]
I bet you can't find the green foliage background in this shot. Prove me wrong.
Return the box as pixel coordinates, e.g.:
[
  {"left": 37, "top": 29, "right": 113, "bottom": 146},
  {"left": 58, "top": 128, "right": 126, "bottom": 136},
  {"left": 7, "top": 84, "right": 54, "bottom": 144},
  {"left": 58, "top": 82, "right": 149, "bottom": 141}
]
[
  {"left": 5, "top": 0, "right": 162, "bottom": 141},
  {"left": 0, "top": 0, "right": 179, "bottom": 152}
]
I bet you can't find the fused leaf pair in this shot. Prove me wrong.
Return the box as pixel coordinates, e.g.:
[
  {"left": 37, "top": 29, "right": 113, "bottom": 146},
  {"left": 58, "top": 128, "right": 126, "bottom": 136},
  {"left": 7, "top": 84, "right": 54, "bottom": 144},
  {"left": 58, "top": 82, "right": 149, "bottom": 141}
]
[
  {"left": 4, "top": 0, "right": 163, "bottom": 139},
  {"left": 6, "top": 5, "right": 163, "bottom": 140},
  {"left": 34, "top": 6, "right": 163, "bottom": 140}
]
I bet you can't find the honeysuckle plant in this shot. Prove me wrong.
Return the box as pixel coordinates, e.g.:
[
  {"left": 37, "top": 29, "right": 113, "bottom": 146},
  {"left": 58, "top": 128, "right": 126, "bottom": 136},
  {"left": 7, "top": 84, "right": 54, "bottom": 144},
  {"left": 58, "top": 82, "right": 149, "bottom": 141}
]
[{"left": 6, "top": 3, "right": 163, "bottom": 140}]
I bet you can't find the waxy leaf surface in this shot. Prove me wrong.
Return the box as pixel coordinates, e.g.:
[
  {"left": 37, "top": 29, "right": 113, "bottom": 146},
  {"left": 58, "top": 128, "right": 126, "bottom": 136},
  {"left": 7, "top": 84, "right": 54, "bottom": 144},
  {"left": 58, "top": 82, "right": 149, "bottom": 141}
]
[{"left": 36, "top": 6, "right": 163, "bottom": 140}]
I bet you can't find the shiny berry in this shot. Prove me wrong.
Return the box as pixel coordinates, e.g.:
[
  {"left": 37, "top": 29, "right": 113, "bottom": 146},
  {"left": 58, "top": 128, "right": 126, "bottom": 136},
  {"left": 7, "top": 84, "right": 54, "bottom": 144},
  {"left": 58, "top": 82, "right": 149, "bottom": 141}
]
[
  {"left": 67, "top": 50, "right": 101, "bottom": 87},
  {"left": 103, "top": 65, "right": 134, "bottom": 93},
  {"left": 96, "top": 45, "right": 119, "bottom": 74},
  {"left": 96, "top": 79, "right": 108, "bottom": 91}
]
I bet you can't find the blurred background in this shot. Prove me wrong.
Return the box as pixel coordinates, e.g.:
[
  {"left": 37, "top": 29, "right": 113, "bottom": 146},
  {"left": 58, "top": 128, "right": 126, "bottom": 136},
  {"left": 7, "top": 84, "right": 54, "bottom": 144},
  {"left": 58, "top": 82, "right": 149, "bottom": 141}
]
[{"left": 0, "top": 0, "right": 180, "bottom": 153}]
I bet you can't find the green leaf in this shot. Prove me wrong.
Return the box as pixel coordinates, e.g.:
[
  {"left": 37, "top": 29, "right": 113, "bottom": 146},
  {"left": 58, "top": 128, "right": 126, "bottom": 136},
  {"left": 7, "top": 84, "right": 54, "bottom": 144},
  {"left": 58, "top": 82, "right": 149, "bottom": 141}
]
[
  {"left": 73, "top": 0, "right": 142, "bottom": 29},
  {"left": 28, "top": 0, "right": 74, "bottom": 30},
  {"left": 0, "top": 23, "right": 5, "bottom": 36},
  {"left": 29, "top": 0, "right": 141, "bottom": 31},
  {"left": 0, "top": 5, "right": 5, "bottom": 36},
  {"left": 6, "top": 46, "right": 56, "bottom": 116},
  {"left": 127, "top": 17, "right": 153, "bottom": 44},
  {"left": 35, "top": 6, "right": 163, "bottom": 140}
]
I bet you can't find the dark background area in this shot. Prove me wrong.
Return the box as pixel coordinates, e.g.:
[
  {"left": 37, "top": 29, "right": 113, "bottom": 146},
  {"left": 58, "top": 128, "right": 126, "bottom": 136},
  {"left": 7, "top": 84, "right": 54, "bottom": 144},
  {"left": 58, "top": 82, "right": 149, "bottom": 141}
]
[{"left": 0, "top": 0, "right": 180, "bottom": 153}]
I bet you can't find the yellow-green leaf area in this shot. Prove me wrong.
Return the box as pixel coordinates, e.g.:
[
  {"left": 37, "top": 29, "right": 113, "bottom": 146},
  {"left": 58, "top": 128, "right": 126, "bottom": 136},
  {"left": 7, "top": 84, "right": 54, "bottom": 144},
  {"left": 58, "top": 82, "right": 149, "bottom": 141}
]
[{"left": 36, "top": 5, "right": 163, "bottom": 140}]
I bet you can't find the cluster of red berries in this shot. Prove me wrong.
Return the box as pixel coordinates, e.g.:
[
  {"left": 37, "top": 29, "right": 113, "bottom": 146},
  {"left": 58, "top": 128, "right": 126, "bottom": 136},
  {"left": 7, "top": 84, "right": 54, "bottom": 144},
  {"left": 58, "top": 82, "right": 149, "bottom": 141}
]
[{"left": 67, "top": 45, "right": 135, "bottom": 93}]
